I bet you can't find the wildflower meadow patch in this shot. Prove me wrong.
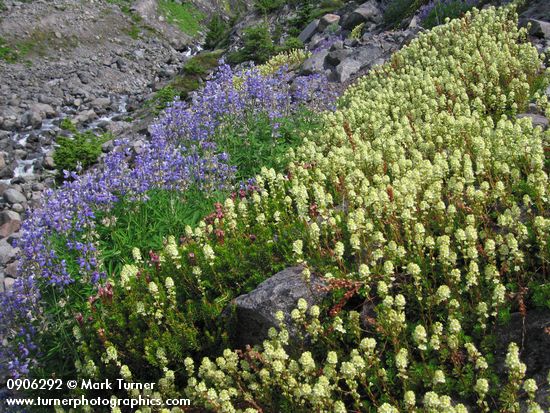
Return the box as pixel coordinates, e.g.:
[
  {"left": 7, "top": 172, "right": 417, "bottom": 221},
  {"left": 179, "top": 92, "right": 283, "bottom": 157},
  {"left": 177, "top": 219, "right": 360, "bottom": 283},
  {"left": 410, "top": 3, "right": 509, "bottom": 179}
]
[{"left": 1, "top": 4, "right": 549, "bottom": 413}]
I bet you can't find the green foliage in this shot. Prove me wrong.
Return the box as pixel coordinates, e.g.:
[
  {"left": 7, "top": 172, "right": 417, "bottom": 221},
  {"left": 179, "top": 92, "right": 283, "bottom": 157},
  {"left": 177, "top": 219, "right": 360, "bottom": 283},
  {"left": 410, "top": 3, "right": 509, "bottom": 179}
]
[
  {"left": 310, "top": 0, "right": 344, "bottom": 19},
  {"left": 255, "top": 0, "right": 286, "bottom": 13},
  {"left": 59, "top": 118, "right": 77, "bottom": 133},
  {"left": 78, "top": 197, "right": 303, "bottom": 388},
  {"left": 96, "top": 188, "right": 225, "bottom": 275},
  {"left": 0, "top": 29, "right": 79, "bottom": 63},
  {"left": 167, "top": 51, "right": 222, "bottom": 102},
  {"left": 288, "top": 1, "right": 315, "bottom": 36},
  {"left": 421, "top": 0, "right": 478, "bottom": 29},
  {"left": 204, "top": 14, "right": 230, "bottom": 50},
  {"left": 531, "top": 283, "right": 550, "bottom": 309},
  {"left": 228, "top": 24, "right": 275, "bottom": 64},
  {"left": 349, "top": 22, "right": 365, "bottom": 39},
  {"left": 182, "top": 58, "right": 208, "bottom": 76},
  {"left": 0, "top": 37, "right": 18, "bottom": 63},
  {"left": 170, "top": 75, "right": 200, "bottom": 98},
  {"left": 147, "top": 85, "right": 179, "bottom": 115},
  {"left": 18, "top": 5, "right": 550, "bottom": 412},
  {"left": 158, "top": 0, "right": 205, "bottom": 36},
  {"left": 53, "top": 131, "right": 111, "bottom": 176},
  {"left": 278, "top": 36, "right": 304, "bottom": 52},
  {"left": 125, "top": 24, "right": 141, "bottom": 39},
  {"left": 288, "top": 0, "right": 344, "bottom": 36},
  {"left": 217, "top": 109, "right": 323, "bottom": 182}
]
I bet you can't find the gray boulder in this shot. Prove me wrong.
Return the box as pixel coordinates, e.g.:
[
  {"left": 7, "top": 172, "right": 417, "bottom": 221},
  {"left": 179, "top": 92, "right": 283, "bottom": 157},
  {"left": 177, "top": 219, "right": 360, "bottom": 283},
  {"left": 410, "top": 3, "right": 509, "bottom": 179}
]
[
  {"left": 4, "top": 276, "right": 15, "bottom": 292},
  {"left": 326, "top": 47, "right": 352, "bottom": 67},
  {"left": 298, "top": 19, "right": 320, "bottom": 43},
  {"left": 3, "top": 188, "right": 26, "bottom": 205},
  {"left": 301, "top": 49, "right": 329, "bottom": 75},
  {"left": 0, "top": 211, "right": 21, "bottom": 239},
  {"left": 30, "top": 103, "right": 56, "bottom": 119},
  {"left": 528, "top": 19, "right": 550, "bottom": 39},
  {"left": 331, "top": 43, "right": 389, "bottom": 82},
  {"left": 91, "top": 97, "right": 112, "bottom": 111},
  {"left": 341, "top": 0, "right": 383, "bottom": 30},
  {"left": 74, "top": 109, "right": 97, "bottom": 125},
  {"left": 517, "top": 113, "right": 549, "bottom": 130},
  {"left": 21, "top": 110, "right": 43, "bottom": 129},
  {"left": 225, "top": 267, "right": 328, "bottom": 348}
]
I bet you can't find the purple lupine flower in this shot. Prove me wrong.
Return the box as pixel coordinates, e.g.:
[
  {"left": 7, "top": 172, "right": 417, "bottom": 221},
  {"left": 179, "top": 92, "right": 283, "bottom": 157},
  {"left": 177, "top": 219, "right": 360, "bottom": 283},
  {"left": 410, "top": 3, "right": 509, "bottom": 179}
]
[{"left": 0, "top": 59, "right": 337, "bottom": 378}]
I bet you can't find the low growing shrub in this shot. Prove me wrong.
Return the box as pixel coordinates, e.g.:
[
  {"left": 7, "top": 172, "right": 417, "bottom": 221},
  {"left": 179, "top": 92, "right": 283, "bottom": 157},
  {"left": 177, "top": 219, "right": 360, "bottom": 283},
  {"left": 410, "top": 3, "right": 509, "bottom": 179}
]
[
  {"left": 255, "top": 0, "right": 286, "bottom": 14},
  {"left": 53, "top": 131, "right": 111, "bottom": 177},
  {"left": 228, "top": 24, "right": 275, "bottom": 64},
  {"left": 204, "top": 14, "right": 230, "bottom": 50}
]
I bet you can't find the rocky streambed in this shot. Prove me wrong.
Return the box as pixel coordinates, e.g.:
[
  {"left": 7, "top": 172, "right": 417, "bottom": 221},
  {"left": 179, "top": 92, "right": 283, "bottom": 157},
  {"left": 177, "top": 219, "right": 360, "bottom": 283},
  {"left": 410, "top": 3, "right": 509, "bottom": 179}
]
[{"left": 0, "top": 0, "right": 206, "bottom": 292}]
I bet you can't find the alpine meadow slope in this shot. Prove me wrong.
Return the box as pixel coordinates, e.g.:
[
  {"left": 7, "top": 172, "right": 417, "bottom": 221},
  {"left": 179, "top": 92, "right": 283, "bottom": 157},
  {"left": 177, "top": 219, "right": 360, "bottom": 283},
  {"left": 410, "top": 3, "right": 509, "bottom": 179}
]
[{"left": 0, "top": 2, "right": 549, "bottom": 413}]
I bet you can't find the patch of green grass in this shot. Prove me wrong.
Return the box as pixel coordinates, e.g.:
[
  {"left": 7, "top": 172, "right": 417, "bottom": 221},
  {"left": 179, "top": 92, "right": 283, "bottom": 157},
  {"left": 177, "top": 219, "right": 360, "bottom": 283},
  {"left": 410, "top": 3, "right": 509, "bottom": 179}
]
[
  {"left": 158, "top": 0, "right": 205, "bottom": 36},
  {"left": 170, "top": 76, "right": 200, "bottom": 97},
  {"left": 96, "top": 188, "right": 226, "bottom": 275},
  {"left": 126, "top": 24, "right": 141, "bottom": 39},
  {"left": 0, "top": 37, "right": 18, "bottom": 63},
  {"left": 1, "top": 30, "right": 79, "bottom": 62}
]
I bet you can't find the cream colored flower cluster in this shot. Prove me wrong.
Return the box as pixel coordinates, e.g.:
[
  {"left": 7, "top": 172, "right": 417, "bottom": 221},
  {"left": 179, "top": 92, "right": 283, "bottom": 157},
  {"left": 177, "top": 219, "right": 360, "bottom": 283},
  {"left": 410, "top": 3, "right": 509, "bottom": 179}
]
[
  {"left": 174, "top": 5, "right": 548, "bottom": 411},
  {"left": 87, "top": 4, "right": 548, "bottom": 412},
  {"left": 257, "top": 49, "right": 312, "bottom": 76}
]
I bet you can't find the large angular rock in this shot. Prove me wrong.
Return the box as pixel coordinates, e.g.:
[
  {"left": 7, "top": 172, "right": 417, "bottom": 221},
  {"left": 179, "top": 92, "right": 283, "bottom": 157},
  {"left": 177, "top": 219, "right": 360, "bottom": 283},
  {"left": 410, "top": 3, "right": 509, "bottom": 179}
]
[
  {"left": 298, "top": 19, "right": 320, "bottom": 43},
  {"left": 528, "top": 19, "right": 550, "bottom": 39},
  {"left": 0, "top": 211, "right": 21, "bottom": 239},
  {"left": 301, "top": 49, "right": 329, "bottom": 75},
  {"left": 341, "top": 0, "right": 383, "bottom": 30},
  {"left": 331, "top": 43, "right": 389, "bottom": 82},
  {"left": 326, "top": 47, "right": 352, "bottom": 67},
  {"left": 225, "top": 267, "right": 328, "bottom": 348}
]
